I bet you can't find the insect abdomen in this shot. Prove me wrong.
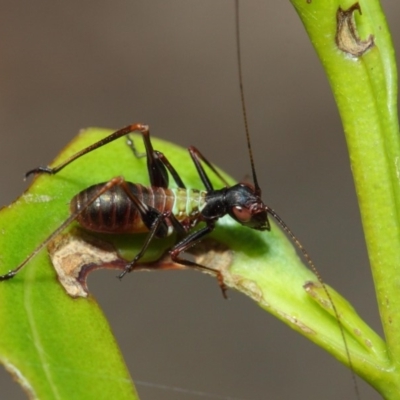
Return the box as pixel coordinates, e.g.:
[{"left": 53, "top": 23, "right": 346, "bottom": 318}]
[
  {"left": 70, "top": 183, "right": 206, "bottom": 234},
  {"left": 170, "top": 187, "right": 206, "bottom": 229}
]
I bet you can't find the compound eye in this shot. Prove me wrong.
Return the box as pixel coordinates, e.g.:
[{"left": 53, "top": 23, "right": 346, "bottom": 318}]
[{"left": 232, "top": 206, "right": 252, "bottom": 222}]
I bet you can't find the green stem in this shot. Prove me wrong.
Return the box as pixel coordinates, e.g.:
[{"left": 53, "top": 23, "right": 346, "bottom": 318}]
[{"left": 290, "top": 0, "right": 400, "bottom": 397}]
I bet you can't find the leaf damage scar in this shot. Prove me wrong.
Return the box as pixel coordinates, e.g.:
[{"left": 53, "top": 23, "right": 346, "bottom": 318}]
[
  {"left": 336, "top": 3, "right": 374, "bottom": 57},
  {"left": 48, "top": 229, "right": 232, "bottom": 298}
]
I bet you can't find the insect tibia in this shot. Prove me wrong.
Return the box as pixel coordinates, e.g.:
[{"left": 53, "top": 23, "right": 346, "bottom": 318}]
[
  {"left": 126, "top": 135, "right": 146, "bottom": 159},
  {"left": 25, "top": 166, "right": 55, "bottom": 180},
  {"left": 0, "top": 270, "right": 17, "bottom": 281}
]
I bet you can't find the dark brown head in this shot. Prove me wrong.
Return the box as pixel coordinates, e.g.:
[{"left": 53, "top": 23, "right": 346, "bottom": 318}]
[{"left": 226, "top": 183, "right": 270, "bottom": 231}]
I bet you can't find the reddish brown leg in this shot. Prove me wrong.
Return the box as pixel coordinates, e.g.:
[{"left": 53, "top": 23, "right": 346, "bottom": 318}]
[{"left": 25, "top": 124, "right": 150, "bottom": 177}]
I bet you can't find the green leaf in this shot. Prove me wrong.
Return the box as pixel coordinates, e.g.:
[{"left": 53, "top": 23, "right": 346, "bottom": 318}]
[
  {"left": 0, "top": 126, "right": 388, "bottom": 397},
  {"left": 0, "top": 128, "right": 144, "bottom": 400}
]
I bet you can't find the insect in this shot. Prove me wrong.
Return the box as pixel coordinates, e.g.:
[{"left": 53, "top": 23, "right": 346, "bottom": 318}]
[
  {"left": 0, "top": 120, "right": 284, "bottom": 298},
  {"left": 0, "top": 11, "right": 320, "bottom": 300},
  {"left": 0, "top": 110, "right": 331, "bottom": 300},
  {"left": 0, "top": 1, "right": 359, "bottom": 397}
]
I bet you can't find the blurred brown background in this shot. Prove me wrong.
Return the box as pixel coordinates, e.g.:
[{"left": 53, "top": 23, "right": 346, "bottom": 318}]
[{"left": 0, "top": 1, "right": 398, "bottom": 399}]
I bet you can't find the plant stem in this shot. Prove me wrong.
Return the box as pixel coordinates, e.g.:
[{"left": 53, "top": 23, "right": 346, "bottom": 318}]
[{"left": 290, "top": 0, "right": 400, "bottom": 397}]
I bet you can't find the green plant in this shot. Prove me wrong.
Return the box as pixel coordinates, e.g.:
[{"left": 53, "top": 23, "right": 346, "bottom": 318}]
[
  {"left": 290, "top": 0, "right": 400, "bottom": 397},
  {"left": 0, "top": 1, "right": 398, "bottom": 399}
]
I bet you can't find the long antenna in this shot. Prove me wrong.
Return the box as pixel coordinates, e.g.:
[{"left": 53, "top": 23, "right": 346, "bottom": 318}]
[
  {"left": 235, "top": 0, "right": 261, "bottom": 196},
  {"left": 265, "top": 207, "right": 360, "bottom": 399},
  {"left": 234, "top": 1, "right": 360, "bottom": 398}
]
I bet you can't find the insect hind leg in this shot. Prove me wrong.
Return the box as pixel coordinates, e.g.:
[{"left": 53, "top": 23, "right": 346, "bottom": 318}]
[
  {"left": 25, "top": 124, "right": 150, "bottom": 178},
  {"left": 127, "top": 134, "right": 186, "bottom": 189},
  {"left": 126, "top": 135, "right": 146, "bottom": 158},
  {"left": 0, "top": 176, "right": 128, "bottom": 281}
]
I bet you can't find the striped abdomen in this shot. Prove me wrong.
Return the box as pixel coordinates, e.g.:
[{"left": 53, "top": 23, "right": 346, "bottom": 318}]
[{"left": 70, "top": 182, "right": 207, "bottom": 234}]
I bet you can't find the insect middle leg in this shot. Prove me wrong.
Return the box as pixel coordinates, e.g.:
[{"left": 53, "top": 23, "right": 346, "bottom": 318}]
[
  {"left": 126, "top": 134, "right": 186, "bottom": 189},
  {"left": 117, "top": 208, "right": 227, "bottom": 297},
  {"left": 117, "top": 210, "right": 181, "bottom": 278},
  {"left": 188, "top": 146, "right": 231, "bottom": 191}
]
